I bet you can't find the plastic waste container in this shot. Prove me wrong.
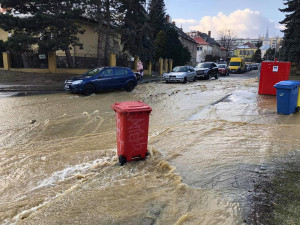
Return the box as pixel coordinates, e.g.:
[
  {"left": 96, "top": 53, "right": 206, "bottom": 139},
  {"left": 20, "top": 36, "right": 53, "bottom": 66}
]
[
  {"left": 259, "top": 60, "right": 291, "bottom": 95},
  {"left": 274, "top": 80, "right": 300, "bottom": 115},
  {"left": 111, "top": 101, "right": 152, "bottom": 165}
]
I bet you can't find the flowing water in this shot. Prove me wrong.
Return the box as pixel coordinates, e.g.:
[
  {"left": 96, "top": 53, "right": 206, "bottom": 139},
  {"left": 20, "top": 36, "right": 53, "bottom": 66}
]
[{"left": 1, "top": 74, "right": 300, "bottom": 224}]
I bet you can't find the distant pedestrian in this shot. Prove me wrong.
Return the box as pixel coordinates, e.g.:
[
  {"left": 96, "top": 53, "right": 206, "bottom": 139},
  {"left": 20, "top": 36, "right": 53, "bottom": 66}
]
[{"left": 137, "top": 60, "right": 144, "bottom": 80}]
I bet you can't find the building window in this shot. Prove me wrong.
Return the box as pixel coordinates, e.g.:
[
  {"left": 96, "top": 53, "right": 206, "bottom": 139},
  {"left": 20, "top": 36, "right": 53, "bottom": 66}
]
[{"left": 197, "top": 47, "right": 203, "bottom": 51}]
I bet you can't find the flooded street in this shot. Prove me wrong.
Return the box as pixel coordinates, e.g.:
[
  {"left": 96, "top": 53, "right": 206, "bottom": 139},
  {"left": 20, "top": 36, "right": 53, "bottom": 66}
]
[{"left": 1, "top": 71, "right": 300, "bottom": 224}]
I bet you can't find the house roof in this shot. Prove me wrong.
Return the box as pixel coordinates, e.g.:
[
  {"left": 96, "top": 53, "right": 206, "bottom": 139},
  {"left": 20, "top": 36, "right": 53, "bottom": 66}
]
[
  {"left": 198, "top": 32, "right": 220, "bottom": 47},
  {"left": 194, "top": 37, "right": 209, "bottom": 45},
  {"left": 260, "top": 44, "right": 270, "bottom": 50},
  {"left": 170, "top": 24, "right": 198, "bottom": 44},
  {"left": 237, "top": 42, "right": 257, "bottom": 49}
]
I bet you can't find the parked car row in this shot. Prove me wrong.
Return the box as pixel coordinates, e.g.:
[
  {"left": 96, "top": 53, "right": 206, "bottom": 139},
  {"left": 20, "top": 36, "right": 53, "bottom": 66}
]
[
  {"left": 64, "top": 61, "right": 260, "bottom": 96},
  {"left": 163, "top": 62, "right": 220, "bottom": 83},
  {"left": 162, "top": 59, "right": 260, "bottom": 84}
]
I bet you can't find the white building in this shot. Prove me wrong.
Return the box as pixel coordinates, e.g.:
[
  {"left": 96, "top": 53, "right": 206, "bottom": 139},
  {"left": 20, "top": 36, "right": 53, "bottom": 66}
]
[{"left": 194, "top": 36, "right": 213, "bottom": 63}]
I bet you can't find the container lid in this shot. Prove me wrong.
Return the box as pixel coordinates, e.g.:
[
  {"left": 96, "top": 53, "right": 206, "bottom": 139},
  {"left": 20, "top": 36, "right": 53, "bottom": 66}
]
[
  {"left": 274, "top": 80, "right": 300, "bottom": 89},
  {"left": 111, "top": 101, "right": 152, "bottom": 113}
]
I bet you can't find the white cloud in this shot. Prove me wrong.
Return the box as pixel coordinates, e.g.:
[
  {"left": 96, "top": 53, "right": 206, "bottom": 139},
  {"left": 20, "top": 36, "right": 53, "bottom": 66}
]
[
  {"left": 173, "top": 18, "right": 197, "bottom": 24},
  {"left": 276, "top": 23, "right": 285, "bottom": 31},
  {"left": 174, "top": 8, "right": 283, "bottom": 39}
]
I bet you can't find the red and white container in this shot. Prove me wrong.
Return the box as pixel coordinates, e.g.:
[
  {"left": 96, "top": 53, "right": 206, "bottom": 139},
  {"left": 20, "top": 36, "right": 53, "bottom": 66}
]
[{"left": 111, "top": 101, "right": 152, "bottom": 165}]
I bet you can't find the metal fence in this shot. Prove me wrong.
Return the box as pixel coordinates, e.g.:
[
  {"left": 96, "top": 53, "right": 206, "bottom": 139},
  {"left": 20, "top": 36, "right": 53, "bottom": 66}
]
[
  {"left": 10, "top": 53, "right": 48, "bottom": 68},
  {"left": 116, "top": 54, "right": 134, "bottom": 68},
  {"left": 56, "top": 53, "right": 105, "bottom": 69}
]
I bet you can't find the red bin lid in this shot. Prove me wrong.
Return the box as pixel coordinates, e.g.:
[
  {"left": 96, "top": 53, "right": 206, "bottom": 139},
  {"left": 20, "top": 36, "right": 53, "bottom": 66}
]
[{"left": 111, "top": 101, "right": 152, "bottom": 113}]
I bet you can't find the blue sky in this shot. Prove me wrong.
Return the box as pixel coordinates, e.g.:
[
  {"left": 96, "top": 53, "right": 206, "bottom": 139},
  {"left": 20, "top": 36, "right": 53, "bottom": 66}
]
[{"left": 164, "top": 0, "right": 286, "bottom": 39}]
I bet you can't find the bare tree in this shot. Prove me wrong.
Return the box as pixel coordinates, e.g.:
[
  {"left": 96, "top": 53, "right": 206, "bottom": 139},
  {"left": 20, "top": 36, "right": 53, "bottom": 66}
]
[{"left": 218, "top": 30, "right": 237, "bottom": 58}]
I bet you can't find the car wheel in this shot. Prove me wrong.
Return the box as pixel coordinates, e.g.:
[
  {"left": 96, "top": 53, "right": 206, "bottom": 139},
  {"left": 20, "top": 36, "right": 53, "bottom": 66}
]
[
  {"left": 193, "top": 76, "right": 197, "bottom": 82},
  {"left": 119, "top": 155, "right": 127, "bottom": 166},
  {"left": 205, "top": 73, "right": 210, "bottom": 80},
  {"left": 183, "top": 77, "right": 187, "bottom": 83},
  {"left": 83, "top": 84, "right": 95, "bottom": 96},
  {"left": 125, "top": 81, "right": 135, "bottom": 91},
  {"left": 215, "top": 73, "right": 218, "bottom": 79}
]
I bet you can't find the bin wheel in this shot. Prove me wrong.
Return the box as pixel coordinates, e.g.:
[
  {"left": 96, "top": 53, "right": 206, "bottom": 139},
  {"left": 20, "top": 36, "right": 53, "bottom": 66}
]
[
  {"left": 296, "top": 107, "right": 300, "bottom": 112},
  {"left": 119, "top": 155, "right": 127, "bottom": 166}
]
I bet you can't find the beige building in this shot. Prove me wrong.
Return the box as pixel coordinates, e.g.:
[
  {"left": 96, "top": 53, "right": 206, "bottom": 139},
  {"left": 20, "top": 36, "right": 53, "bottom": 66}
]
[
  {"left": 0, "top": 29, "right": 8, "bottom": 42},
  {"left": 260, "top": 36, "right": 283, "bottom": 51},
  {"left": 169, "top": 24, "right": 197, "bottom": 66},
  {"left": 0, "top": 18, "right": 123, "bottom": 68}
]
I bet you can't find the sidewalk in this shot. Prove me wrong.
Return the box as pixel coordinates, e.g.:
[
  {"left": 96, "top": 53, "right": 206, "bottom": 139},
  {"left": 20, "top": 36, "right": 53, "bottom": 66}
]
[{"left": 138, "top": 74, "right": 163, "bottom": 84}]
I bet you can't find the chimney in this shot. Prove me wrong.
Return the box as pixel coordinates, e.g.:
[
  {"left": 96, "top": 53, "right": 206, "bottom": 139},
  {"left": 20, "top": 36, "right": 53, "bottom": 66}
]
[
  {"left": 166, "top": 15, "right": 170, "bottom": 23},
  {"left": 208, "top": 31, "right": 211, "bottom": 37},
  {"left": 172, "top": 21, "right": 176, "bottom": 26}
]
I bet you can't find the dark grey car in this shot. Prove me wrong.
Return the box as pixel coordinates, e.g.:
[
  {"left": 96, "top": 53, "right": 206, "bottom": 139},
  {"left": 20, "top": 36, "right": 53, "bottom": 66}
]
[{"left": 194, "top": 62, "right": 219, "bottom": 80}]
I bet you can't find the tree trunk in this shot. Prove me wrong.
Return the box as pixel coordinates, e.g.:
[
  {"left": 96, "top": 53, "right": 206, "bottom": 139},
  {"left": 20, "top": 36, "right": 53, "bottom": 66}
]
[
  {"left": 104, "top": 0, "right": 111, "bottom": 66},
  {"left": 104, "top": 35, "right": 110, "bottom": 66},
  {"left": 97, "top": 32, "right": 103, "bottom": 67},
  {"left": 65, "top": 49, "right": 73, "bottom": 68},
  {"left": 21, "top": 54, "right": 30, "bottom": 68}
]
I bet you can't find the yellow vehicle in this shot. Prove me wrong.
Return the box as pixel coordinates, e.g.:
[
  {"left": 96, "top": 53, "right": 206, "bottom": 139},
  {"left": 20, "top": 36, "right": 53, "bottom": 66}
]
[{"left": 229, "top": 57, "right": 246, "bottom": 73}]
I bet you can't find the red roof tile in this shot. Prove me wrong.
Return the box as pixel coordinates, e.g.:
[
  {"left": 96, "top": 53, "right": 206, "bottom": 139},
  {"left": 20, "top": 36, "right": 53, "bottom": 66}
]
[
  {"left": 244, "top": 42, "right": 257, "bottom": 49},
  {"left": 194, "top": 37, "right": 209, "bottom": 45}
]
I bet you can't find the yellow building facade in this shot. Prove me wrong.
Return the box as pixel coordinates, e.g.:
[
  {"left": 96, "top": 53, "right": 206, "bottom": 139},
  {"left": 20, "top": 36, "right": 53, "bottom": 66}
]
[
  {"left": 0, "top": 28, "right": 9, "bottom": 42},
  {"left": 234, "top": 48, "right": 256, "bottom": 62},
  {"left": 56, "top": 21, "right": 123, "bottom": 59},
  {"left": 234, "top": 42, "right": 257, "bottom": 63},
  {"left": 0, "top": 21, "right": 122, "bottom": 59}
]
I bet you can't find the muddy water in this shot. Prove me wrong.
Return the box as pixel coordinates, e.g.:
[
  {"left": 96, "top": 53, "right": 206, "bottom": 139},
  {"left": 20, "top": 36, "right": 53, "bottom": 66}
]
[{"left": 0, "top": 75, "right": 299, "bottom": 224}]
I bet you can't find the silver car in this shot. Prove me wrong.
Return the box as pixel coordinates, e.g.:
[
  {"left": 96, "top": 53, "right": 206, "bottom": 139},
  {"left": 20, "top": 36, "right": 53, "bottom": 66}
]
[{"left": 163, "top": 66, "right": 197, "bottom": 83}]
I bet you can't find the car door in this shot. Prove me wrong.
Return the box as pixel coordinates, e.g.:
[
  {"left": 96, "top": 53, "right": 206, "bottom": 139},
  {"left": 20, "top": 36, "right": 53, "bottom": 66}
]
[
  {"left": 188, "top": 67, "right": 195, "bottom": 81},
  {"left": 212, "top": 63, "right": 218, "bottom": 76},
  {"left": 114, "top": 68, "right": 130, "bottom": 88},
  {"left": 93, "top": 68, "right": 115, "bottom": 90}
]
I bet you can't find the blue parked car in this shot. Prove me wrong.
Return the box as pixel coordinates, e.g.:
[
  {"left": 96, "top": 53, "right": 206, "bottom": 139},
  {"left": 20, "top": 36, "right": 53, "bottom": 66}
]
[{"left": 64, "top": 67, "right": 137, "bottom": 95}]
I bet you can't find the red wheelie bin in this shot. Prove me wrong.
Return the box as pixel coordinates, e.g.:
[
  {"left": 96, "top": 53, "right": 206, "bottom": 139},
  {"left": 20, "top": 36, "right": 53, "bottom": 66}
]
[
  {"left": 258, "top": 60, "right": 291, "bottom": 95},
  {"left": 111, "top": 101, "right": 152, "bottom": 165}
]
